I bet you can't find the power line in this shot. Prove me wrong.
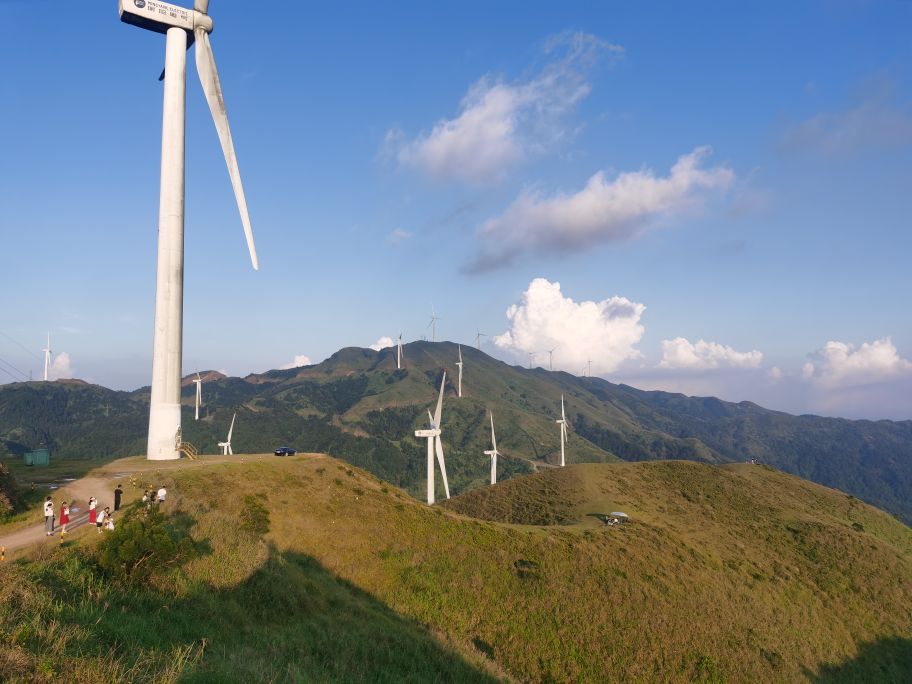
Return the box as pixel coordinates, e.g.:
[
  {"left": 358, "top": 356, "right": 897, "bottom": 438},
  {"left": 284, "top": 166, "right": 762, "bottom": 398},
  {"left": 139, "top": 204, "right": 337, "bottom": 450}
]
[
  {"left": 0, "top": 355, "right": 29, "bottom": 381},
  {"left": 0, "top": 329, "right": 42, "bottom": 362}
]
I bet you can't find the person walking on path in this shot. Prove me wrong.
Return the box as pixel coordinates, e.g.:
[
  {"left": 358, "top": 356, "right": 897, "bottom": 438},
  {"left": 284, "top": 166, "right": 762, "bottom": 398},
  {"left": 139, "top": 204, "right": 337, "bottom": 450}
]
[
  {"left": 88, "top": 496, "right": 97, "bottom": 525},
  {"left": 59, "top": 501, "right": 70, "bottom": 534},
  {"left": 43, "top": 497, "right": 55, "bottom": 536},
  {"left": 157, "top": 485, "right": 167, "bottom": 505},
  {"left": 114, "top": 485, "right": 123, "bottom": 512}
]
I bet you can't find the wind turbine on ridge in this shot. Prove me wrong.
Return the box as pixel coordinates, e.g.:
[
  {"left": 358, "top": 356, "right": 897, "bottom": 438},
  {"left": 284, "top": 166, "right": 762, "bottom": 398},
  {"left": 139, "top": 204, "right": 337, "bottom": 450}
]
[
  {"left": 547, "top": 346, "right": 559, "bottom": 371},
  {"left": 396, "top": 333, "right": 403, "bottom": 370},
  {"left": 556, "top": 395, "right": 569, "bottom": 467},
  {"left": 484, "top": 411, "right": 501, "bottom": 485},
  {"left": 456, "top": 345, "right": 464, "bottom": 397},
  {"left": 192, "top": 372, "right": 202, "bottom": 420},
  {"left": 474, "top": 330, "right": 487, "bottom": 349},
  {"left": 414, "top": 372, "right": 451, "bottom": 504},
  {"left": 41, "top": 333, "right": 51, "bottom": 382},
  {"left": 218, "top": 411, "right": 236, "bottom": 456},
  {"left": 428, "top": 307, "right": 441, "bottom": 343},
  {"left": 119, "top": 0, "right": 259, "bottom": 460}
]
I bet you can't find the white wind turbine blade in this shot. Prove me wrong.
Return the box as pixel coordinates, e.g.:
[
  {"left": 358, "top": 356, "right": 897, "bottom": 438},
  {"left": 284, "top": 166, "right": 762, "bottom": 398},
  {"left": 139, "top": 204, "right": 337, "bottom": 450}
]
[
  {"left": 194, "top": 28, "right": 259, "bottom": 270},
  {"left": 227, "top": 411, "right": 236, "bottom": 442},
  {"left": 433, "top": 371, "right": 446, "bottom": 427},
  {"left": 428, "top": 409, "right": 435, "bottom": 427},
  {"left": 435, "top": 434, "right": 451, "bottom": 499},
  {"left": 490, "top": 412, "right": 497, "bottom": 452},
  {"left": 561, "top": 395, "right": 566, "bottom": 423},
  {"left": 194, "top": 0, "right": 211, "bottom": 12}
]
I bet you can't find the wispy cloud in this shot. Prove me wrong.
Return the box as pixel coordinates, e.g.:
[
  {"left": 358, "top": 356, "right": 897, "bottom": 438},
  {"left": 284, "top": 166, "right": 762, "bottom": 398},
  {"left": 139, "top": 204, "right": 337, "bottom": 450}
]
[
  {"left": 385, "top": 228, "right": 413, "bottom": 245},
  {"left": 48, "top": 352, "right": 75, "bottom": 380},
  {"left": 494, "top": 278, "right": 644, "bottom": 374},
  {"left": 469, "top": 147, "right": 734, "bottom": 272},
  {"left": 781, "top": 78, "right": 912, "bottom": 156},
  {"left": 390, "top": 32, "right": 622, "bottom": 183}
]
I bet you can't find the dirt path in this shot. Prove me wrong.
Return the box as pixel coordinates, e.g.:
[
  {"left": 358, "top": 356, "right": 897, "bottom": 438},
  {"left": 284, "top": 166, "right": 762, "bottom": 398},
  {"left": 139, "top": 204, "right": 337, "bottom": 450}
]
[{"left": 0, "top": 453, "right": 285, "bottom": 556}]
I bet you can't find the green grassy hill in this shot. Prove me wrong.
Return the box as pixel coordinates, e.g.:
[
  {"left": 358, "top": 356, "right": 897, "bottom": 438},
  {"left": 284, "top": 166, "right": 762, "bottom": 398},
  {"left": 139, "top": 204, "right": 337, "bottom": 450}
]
[
  {"left": 1, "top": 456, "right": 910, "bottom": 682},
  {"left": 1, "top": 341, "right": 911, "bottom": 523}
]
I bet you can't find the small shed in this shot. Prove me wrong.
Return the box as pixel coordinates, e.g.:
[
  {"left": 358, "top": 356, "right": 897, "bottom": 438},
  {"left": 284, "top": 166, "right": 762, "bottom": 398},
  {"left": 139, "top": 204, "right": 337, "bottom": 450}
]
[{"left": 23, "top": 448, "right": 50, "bottom": 467}]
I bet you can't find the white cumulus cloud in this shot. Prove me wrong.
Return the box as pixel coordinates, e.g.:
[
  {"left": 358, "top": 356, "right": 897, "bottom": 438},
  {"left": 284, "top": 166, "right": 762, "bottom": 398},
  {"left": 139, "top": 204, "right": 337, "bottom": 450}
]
[
  {"left": 393, "top": 32, "right": 622, "bottom": 183},
  {"left": 369, "top": 336, "right": 395, "bottom": 351},
  {"left": 279, "top": 355, "right": 312, "bottom": 370},
  {"left": 48, "top": 352, "right": 74, "bottom": 380},
  {"left": 494, "top": 278, "right": 644, "bottom": 374},
  {"left": 802, "top": 338, "right": 912, "bottom": 386},
  {"left": 469, "top": 147, "right": 734, "bottom": 271},
  {"left": 658, "top": 337, "right": 763, "bottom": 370}
]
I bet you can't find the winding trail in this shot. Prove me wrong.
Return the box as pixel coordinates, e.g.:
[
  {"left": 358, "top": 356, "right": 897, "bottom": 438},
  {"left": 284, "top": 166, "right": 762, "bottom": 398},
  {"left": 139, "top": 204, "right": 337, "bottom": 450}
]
[{"left": 0, "top": 454, "right": 276, "bottom": 556}]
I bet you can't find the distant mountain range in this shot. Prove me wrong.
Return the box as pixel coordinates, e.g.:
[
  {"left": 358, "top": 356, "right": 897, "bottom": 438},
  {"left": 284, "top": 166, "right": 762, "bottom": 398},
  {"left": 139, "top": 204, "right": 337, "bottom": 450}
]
[{"left": 1, "top": 341, "right": 910, "bottom": 523}]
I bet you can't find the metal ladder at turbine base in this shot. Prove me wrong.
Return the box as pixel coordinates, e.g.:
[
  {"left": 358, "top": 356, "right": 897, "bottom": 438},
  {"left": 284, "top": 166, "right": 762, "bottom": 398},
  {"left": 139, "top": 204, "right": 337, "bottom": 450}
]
[{"left": 178, "top": 441, "right": 199, "bottom": 460}]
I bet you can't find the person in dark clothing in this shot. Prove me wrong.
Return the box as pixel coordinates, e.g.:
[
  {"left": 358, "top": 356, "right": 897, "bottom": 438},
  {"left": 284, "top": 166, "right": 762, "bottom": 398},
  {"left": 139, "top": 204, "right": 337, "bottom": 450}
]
[{"left": 114, "top": 484, "right": 123, "bottom": 511}]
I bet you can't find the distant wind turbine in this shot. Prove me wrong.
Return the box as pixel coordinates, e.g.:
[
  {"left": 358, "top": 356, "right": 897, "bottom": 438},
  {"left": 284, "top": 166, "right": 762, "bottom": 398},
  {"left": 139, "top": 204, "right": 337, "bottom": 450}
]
[
  {"left": 414, "top": 372, "right": 451, "bottom": 504},
  {"left": 484, "top": 411, "right": 500, "bottom": 485},
  {"left": 556, "top": 395, "right": 568, "bottom": 467},
  {"left": 218, "top": 411, "right": 236, "bottom": 456},
  {"left": 119, "top": 0, "right": 259, "bottom": 460},
  {"left": 528, "top": 351, "right": 537, "bottom": 369},
  {"left": 474, "top": 330, "right": 487, "bottom": 349},
  {"left": 428, "top": 307, "right": 440, "bottom": 342},
  {"left": 41, "top": 333, "right": 51, "bottom": 382},
  {"left": 192, "top": 372, "right": 202, "bottom": 420},
  {"left": 456, "top": 345, "right": 464, "bottom": 397},
  {"left": 397, "top": 333, "right": 403, "bottom": 370},
  {"left": 548, "top": 346, "right": 559, "bottom": 371}
]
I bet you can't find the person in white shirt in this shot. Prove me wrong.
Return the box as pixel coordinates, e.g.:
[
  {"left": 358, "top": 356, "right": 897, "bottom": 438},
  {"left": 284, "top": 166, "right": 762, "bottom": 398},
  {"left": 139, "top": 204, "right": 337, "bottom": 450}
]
[
  {"left": 43, "top": 497, "right": 54, "bottom": 536},
  {"left": 96, "top": 507, "right": 108, "bottom": 534},
  {"left": 157, "top": 486, "right": 167, "bottom": 504}
]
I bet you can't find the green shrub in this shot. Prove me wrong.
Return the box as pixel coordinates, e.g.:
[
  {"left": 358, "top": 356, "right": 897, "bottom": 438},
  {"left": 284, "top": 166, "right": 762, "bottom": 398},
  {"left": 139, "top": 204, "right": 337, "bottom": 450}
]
[{"left": 96, "top": 505, "right": 193, "bottom": 581}]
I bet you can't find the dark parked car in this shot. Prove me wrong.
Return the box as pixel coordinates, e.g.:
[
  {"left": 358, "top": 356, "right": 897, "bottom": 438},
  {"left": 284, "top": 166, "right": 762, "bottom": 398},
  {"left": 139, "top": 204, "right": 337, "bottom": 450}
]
[{"left": 274, "top": 446, "right": 296, "bottom": 456}]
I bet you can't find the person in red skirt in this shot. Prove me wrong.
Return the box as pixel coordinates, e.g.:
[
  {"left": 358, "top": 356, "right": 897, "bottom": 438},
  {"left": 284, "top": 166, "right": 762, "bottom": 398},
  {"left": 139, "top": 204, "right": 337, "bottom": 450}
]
[
  {"left": 59, "top": 501, "right": 70, "bottom": 534},
  {"left": 88, "top": 496, "right": 97, "bottom": 525}
]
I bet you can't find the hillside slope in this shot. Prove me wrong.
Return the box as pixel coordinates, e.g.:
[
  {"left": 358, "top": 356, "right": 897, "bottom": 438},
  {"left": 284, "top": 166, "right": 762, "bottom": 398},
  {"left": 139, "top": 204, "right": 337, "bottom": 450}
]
[
  {"left": 1, "top": 456, "right": 909, "bottom": 682},
  {"left": 1, "top": 341, "right": 910, "bottom": 523}
]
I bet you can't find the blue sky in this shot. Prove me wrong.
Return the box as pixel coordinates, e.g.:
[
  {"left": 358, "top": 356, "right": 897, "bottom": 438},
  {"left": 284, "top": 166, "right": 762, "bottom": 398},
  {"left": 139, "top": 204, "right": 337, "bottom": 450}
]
[{"left": 1, "top": 1, "right": 910, "bottom": 419}]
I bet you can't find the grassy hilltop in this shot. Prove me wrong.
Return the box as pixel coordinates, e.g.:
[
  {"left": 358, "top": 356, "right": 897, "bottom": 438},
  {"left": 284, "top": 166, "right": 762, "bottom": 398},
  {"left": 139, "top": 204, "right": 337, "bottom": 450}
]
[
  {"left": 1, "top": 455, "right": 910, "bottom": 682},
  {"left": 2, "top": 341, "right": 911, "bottom": 523}
]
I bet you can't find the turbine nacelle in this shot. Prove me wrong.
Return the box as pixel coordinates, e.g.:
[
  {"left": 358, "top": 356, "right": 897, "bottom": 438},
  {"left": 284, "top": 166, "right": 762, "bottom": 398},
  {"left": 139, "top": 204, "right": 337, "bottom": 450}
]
[{"left": 119, "top": 0, "right": 213, "bottom": 34}]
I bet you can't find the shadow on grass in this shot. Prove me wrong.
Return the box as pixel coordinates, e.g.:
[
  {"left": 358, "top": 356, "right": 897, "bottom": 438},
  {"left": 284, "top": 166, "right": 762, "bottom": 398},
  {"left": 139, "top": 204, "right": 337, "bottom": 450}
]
[
  {"left": 810, "top": 636, "right": 912, "bottom": 684},
  {"left": 47, "top": 545, "right": 501, "bottom": 683}
]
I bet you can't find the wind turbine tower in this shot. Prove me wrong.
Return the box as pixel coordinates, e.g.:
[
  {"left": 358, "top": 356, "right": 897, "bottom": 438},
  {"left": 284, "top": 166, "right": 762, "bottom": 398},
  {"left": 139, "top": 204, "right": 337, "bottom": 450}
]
[
  {"left": 192, "top": 372, "right": 202, "bottom": 420},
  {"left": 456, "top": 345, "right": 464, "bottom": 397},
  {"left": 474, "top": 330, "right": 487, "bottom": 349},
  {"left": 41, "top": 333, "right": 51, "bottom": 382},
  {"left": 484, "top": 411, "right": 501, "bottom": 485},
  {"left": 428, "top": 307, "right": 440, "bottom": 342},
  {"left": 556, "top": 395, "right": 568, "bottom": 467},
  {"left": 397, "top": 333, "right": 403, "bottom": 370},
  {"left": 548, "top": 346, "right": 559, "bottom": 371},
  {"left": 414, "top": 372, "right": 451, "bottom": 504},
  {"left": 218, "top": 412, "right": 236, "bottom": 455},
  {"left": 119, "top": 1, "right": 259, "bottom": 460}
]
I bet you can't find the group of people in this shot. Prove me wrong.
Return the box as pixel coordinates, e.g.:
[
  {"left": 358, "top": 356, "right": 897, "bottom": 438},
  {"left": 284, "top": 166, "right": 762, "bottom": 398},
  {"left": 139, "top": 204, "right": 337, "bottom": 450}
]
[
  {"left": 42, "top": 483, "right": 127, "bottom": 537},
  {"left": 141, "top": 485, "right": 167, "bottom": 508}
]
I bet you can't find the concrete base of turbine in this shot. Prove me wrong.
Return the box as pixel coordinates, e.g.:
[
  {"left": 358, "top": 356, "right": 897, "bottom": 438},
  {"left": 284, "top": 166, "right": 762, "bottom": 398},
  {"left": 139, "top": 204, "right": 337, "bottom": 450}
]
[{"left": 147, "top": 402, "right": 181, "bottom": 460}]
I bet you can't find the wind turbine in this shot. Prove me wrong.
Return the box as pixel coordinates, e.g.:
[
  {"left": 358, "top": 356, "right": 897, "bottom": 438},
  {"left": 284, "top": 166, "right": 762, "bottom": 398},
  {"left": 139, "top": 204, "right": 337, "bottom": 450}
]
[
  {"left": 484, "top": 411, "right": 500, "bottom": 485},
  {"left": 119, "top": 1, "right": 259, "bottom": 460},
  {"left": 414, "top": 372, "right": 451, "bottom": 504},
  {"left": 528, "top": 351, "right": 537, "bottom": 369},
  {"left": 192, "top": 372, "right": 202, "bottom": 420},
  {"left": 41, "top": 333, "right": 51, "bottom": 382},
  {"left": 456, "top": 345, "right": 464, "bottom": 397},
  {"left": 474, "top": 330, "right": 487, "bottom": 349},
  {"left": 396, "top": 333, "right": 403, "bottom": 370},
  {"left": 548, "top": 346, "right": 559, "bottom": 371},
  {"left": 556, "top": 395, "right": 568, "bottom": 467},
  {"left": 218, "top": 411, "right": 236, "bottom": 456},
  {"left": 428, "top": 307, "right": 440, "bottom": 342}
]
